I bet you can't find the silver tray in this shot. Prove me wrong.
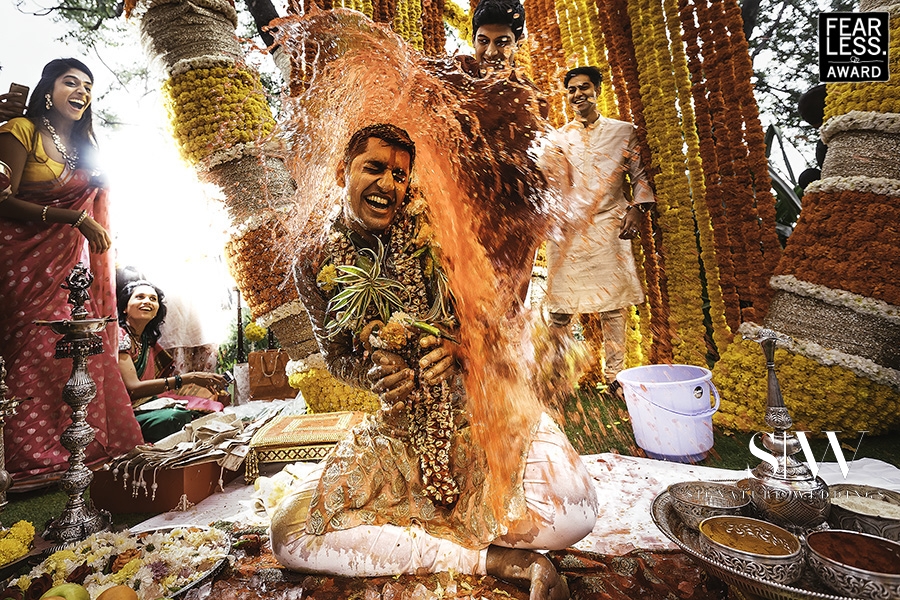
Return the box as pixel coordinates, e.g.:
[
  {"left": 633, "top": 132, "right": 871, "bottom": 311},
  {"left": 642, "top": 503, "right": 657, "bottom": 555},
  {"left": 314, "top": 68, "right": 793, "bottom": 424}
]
[
  {"left": 651, "top": 490, "right": 854, "bottom": 600},
  {"left": 7, "top": 526, "right": 229, "bottom": 598}
]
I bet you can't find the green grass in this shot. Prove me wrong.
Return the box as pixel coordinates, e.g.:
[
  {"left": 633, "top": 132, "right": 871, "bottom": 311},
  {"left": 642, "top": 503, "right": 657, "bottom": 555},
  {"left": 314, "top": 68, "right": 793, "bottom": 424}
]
[
  {"left": 3, "top": 487, "right": 156, "bottom": 533},
  {"left": 561, "top": 385, "right": 900, "bottom": 471}
]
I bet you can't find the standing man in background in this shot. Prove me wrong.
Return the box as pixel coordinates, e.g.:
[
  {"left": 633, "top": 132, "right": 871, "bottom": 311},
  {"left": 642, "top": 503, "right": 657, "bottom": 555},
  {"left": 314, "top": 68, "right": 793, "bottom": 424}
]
[{"left": 544, "top": 66, "right": 655, "bottom": 398}]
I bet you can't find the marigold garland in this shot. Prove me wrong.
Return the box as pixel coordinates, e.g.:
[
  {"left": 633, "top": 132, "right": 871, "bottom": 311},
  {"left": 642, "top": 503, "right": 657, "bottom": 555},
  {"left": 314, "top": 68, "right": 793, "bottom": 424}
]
[
  {"left": 421, "top": 0, "right": 446, "bottom": 56},
  {"left": 629, "top": 0, "right": 707, "bottom": 365},
  {"left": 678, "top": 0, "right": 741, "bottom": 332},
  {"left": 288, "top": 362, "right": 380, "bottom": 413},
  {"left": 442, "top": 0, "right": 470, "bottom": 45},
  {"left": 162, "top": 65, "right": 275, "bottom": 165},
  {"left": 774, "top": 189, "right": 900, "bottom": 306},
  {"left": 224, "top": 222, "right": 300, "bottom": 319},
  {"left": 527, "top": 0, "right": 568, "bottom": 126},
  {"left": 691, "top": 0, "right": 781, "bottom": 323},
  {"left": 712, "top": 335, "right": 900, "bottom": 435},
  {"left": 595, "top": 0, "right": 672, "bottom": 363},
  {"left": 662, "top": 0, "right": 731, "bottom": 355}
]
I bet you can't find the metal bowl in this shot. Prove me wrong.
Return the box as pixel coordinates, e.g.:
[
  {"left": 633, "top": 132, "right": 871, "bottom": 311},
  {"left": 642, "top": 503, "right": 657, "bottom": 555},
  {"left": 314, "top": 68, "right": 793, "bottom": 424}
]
[
  {"left": 668, "top": 481, "right": 750, "bottom": 530},
  {"left": 699, "top": 515, "right": 804, "bottom": 585},
  {"left": 828, "top": 484, "right": 900, "bottom": 542},
  {"left": 807, "top": 530, "right": 900, "bottom": 599}
]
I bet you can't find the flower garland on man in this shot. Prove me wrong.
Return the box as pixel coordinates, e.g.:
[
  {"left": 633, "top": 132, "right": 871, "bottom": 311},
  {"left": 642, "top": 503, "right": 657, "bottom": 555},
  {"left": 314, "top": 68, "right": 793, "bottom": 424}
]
[{"left": 274, "top": 124, "right": 598, "bottom": 600}]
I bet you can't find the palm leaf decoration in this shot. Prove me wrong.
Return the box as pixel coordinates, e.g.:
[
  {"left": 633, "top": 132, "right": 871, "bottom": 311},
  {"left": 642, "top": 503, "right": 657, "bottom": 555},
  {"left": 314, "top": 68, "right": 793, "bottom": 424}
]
[{"left": 325, "top": 239, "right": 407, "bottom": 337}]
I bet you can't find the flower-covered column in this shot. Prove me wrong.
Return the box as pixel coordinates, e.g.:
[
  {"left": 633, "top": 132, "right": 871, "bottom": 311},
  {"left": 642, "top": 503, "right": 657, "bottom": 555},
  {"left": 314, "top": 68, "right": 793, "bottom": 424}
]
[
  {"left": 135, "top": 0, "right": 318, "bottom": 360},
  {"left": 714, "top": 5, "right": 900, "bottom": 434}
]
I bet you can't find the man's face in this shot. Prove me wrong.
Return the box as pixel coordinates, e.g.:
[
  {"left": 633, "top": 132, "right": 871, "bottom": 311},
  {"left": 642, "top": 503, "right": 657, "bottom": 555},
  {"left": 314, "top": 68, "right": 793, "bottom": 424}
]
[
  {"left": 338, "top": 137, "right": 412, "bottom": 235},
  {"left": 566, "top": 74, "right": 598, "bottom": 117},
  {"left": 474, "top": 24, "right": 517, "bottom": 73}
]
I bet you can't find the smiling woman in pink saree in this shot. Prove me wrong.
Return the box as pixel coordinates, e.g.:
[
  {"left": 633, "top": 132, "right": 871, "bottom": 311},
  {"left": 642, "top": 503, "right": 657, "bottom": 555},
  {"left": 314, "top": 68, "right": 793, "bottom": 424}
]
[{"left": 0, "top": 58, "right": 143, "bottom": 491}]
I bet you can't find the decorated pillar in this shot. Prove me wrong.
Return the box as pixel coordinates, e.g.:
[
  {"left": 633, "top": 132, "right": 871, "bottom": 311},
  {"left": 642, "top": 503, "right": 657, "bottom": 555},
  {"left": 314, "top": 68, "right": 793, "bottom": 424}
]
[
  {"left": 712, "top": 4, "right": 900, "bottom": 433},
  {"left": 134, "top": 0, "right": 318, "bottom": 359}
]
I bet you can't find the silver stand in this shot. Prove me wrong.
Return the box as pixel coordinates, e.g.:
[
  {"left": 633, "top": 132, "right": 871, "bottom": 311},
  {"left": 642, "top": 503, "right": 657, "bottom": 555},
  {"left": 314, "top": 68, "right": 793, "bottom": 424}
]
[
  {"left": 744, "top": 328, "right": 830, "bottom": 535},
  {"left": 36, "top": 263, "right": 113, "bottom": 543},
  {"left": 0, "top": 356, "right": 21, "bottom": 523}
]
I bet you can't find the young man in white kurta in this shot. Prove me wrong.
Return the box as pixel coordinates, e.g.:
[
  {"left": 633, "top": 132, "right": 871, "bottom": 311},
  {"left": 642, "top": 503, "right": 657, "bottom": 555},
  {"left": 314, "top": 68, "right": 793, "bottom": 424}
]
[{"left": 544, "top": 66, "right": 655, "bottom": 386}]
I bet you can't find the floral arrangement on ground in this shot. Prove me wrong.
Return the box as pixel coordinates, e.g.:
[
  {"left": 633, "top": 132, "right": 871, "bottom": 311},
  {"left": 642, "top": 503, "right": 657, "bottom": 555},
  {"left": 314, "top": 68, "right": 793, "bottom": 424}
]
[
  {"left": 711, "top": 335, "right": 900, "bottom": 435},
  {"left": 0, "top": 522, "right": 35, "bottom": 568},
  {"left": 6, "top": 527, "right": 230, "bottom": 600}
]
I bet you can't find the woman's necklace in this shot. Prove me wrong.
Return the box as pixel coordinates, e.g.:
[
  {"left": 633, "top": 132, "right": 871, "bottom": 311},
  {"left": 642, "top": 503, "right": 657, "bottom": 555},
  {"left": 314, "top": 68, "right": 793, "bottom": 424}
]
[{"left": 41, "top": 116, "right": 79, "bottom": 171}]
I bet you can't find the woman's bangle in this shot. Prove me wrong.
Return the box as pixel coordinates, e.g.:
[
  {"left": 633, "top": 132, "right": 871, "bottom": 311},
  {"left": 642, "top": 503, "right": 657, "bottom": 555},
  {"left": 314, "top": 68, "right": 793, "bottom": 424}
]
[
  {"left": 41, "top": 206, "right": 49, "bottom": 222},
  {"left": 72, "top": 210, "right": 88, "bottom": 228},
  {"left": 174, "top": 374, "right": 183, "bottom": 388},
  {"left": 164, "top": 377, "right": 170, "bottom": 391}
]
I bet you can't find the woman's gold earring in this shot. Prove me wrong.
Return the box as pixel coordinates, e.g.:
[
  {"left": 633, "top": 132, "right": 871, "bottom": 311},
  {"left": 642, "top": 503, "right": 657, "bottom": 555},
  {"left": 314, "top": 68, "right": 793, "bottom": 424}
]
[{"left": 45, "top": 94, "right": 52, "bottom": 110}]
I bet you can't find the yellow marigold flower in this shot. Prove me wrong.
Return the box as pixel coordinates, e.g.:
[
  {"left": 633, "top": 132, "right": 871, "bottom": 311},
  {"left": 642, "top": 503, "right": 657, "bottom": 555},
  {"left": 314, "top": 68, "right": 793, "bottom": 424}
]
[
  {"left": 316, "top": 264, "right": 338, "bottom": 292},
  {"left": 244, "top": 322, "right": 267, "bottom": 343},
  {"left": 377, "top": 321, "right": 408, "bottom": 351},
  {"left": 8, "top": 520, "right": 34, "bottom": 545},
  {"left": 0, "top": 538, "right": 28, "bottom": 566}
]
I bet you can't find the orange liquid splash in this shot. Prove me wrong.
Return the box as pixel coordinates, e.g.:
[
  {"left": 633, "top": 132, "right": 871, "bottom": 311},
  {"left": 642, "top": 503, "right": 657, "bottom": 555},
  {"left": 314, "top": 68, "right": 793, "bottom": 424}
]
[{"left": 273, "top": 8, "right": 588, "bottom": 522}]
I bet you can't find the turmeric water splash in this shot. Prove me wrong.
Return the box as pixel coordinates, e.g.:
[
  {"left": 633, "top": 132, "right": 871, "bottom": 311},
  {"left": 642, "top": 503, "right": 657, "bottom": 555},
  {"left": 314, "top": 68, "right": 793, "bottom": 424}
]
[{"left": 273, "top": 8, "right": 586, "bottom": 522}]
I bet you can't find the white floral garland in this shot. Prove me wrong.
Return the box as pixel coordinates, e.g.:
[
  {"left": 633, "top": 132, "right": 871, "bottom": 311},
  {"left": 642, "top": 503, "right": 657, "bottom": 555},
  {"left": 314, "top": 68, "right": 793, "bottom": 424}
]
[
  {"left": 286, "top": 352, "right": 328, "bottom": 376},
  {"left": 769, "top": 274, "right": 900, "bottom": 324},
  {"left": 821, "top": 110, "right": 900, "bottom": 145},
  {"left": 227, "top": 204, "right": 295, "bottom": 240},
  {"left": 258, "top": 299, "right": 307, "bottom": 328},
  {"left": 805, "top": 175, "right": 900, "bottom": 197},
  {"left": 169, "top": 54, "right": 236, "bottom": 77},
  {"left": 205, "top": 139, "right": 285, "bottom": 170},
  {"left": 739, "top": 322, "right": 900, "bottom": 389}
]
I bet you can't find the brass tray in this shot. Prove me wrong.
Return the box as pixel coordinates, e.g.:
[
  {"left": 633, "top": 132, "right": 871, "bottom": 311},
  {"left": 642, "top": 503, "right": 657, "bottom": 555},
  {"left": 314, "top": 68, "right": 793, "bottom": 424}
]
[{"left": 651, "top": 490, "right": 854, "bottom": 600}]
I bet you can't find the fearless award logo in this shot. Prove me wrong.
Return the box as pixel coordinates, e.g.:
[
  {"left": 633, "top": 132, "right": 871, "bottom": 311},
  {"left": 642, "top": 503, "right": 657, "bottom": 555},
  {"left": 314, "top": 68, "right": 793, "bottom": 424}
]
[{"left": 819, "top": 12, "right": 890, "bottom": 82}]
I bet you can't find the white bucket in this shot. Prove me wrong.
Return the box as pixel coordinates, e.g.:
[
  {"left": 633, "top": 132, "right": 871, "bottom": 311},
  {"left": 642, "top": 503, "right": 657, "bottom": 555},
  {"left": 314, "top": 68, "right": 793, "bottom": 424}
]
[{"left": 616, "top": 364, "right": 720, "bottom": 463}]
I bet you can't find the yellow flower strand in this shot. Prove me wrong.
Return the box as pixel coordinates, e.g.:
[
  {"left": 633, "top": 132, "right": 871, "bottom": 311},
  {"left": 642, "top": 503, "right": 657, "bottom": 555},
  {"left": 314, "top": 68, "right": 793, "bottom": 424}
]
[
  {"left": 408, "top": 0, "right": 424, "bottom": 51},
  {"left": 443, "top": 0, "right": 471, "bottom": 46},
  {"left": 553, "top": 0, "right": 578, "bottom": 66},
  {"left": 662, "top": 0, "right": 731, "bottom": 354},
  {"left": 361, "top": 0, "right": 375, "bottom": 19},
  {"left": 629, "top": 0, "right": 707, "bottom": 365},
  {"left": 514, "top": 37, "right": 535, "bottom": 81},
  {"left": 712, "top": 337, "right": 900, "bottom": 434},
  {"left": 162, "top": 65, "right": 275, "bottom": 165}
]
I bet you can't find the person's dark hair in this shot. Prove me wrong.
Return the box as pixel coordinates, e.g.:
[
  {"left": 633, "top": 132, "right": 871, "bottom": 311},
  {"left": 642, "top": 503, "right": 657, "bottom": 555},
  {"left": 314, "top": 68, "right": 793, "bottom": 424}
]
[
  {"left": 25, "top": 58, "right": 98, "bottom": 170},
  {"left": 472, "top": 0, "right": 526, "bottom": 41},
  {"left": 564, "top": 66, "right": 603, "bottom": 89},
  {"left": 343, "top": 123, "right": 416, "bottom": 171},
  {"left": 117, "top": 280, "right": 167, "bottom": 346}
]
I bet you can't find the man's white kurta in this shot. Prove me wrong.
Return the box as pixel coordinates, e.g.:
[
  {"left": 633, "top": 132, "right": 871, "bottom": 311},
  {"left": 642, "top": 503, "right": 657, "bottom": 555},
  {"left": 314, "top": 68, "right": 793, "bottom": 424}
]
[{"left": 545, "top": 116, "right": 654, "bottom": 314}]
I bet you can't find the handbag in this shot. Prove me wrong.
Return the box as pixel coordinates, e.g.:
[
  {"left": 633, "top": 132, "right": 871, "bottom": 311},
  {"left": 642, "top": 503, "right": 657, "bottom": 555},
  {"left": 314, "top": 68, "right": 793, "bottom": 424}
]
[{"left": 248, "top": 349, "right": 294, "bottom": 401}]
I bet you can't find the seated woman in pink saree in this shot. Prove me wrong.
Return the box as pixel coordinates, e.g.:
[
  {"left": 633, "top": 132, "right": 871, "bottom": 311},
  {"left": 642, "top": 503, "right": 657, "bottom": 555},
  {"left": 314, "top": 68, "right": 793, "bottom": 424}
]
[{"left": 0, "top": 58, "right": 143, "bottom": 490}]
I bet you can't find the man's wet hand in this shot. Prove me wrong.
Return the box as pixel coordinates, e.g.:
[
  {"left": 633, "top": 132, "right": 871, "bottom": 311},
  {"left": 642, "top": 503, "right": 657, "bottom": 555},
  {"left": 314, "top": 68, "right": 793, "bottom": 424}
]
[
  {"left": 368, "top": 350, "right": 414, "bottom": 403},
  {"left": 418, "top": 335, "right": 458, "bottom": 386}
]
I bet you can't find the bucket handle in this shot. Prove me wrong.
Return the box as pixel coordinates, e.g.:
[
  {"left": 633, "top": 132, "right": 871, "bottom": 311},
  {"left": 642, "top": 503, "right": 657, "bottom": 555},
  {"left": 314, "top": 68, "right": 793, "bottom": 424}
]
[{"left": 642, "top": 380, "right": 721, "bottom": 417}]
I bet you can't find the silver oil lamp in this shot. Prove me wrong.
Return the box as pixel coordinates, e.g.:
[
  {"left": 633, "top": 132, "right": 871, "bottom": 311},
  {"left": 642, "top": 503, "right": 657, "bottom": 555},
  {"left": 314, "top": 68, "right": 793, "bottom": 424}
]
[
  {"left": 742, "top": 328, "right": 830, "bottom": 535},
  {"left": 35, "top": 263, "right": 113, "bottom": 543},
  {"left": 0, "top": 355, "right": 22, "bottom": 520}
]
